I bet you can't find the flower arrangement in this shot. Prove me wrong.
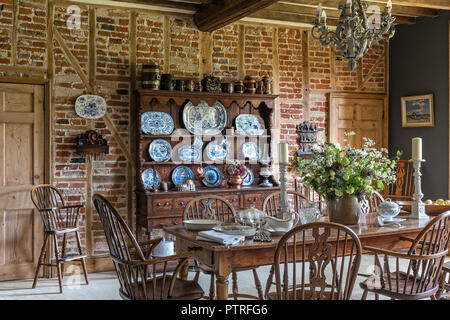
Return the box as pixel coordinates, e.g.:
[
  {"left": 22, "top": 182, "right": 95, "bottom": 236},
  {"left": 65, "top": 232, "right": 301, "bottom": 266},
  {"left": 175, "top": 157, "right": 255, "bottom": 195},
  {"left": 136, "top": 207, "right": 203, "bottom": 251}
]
[
  {"left": 291, "top": 132, "right": 401, "bottom": 201},
  {"left": 226, "top": 160, "right": 247, "bottom": 177}
]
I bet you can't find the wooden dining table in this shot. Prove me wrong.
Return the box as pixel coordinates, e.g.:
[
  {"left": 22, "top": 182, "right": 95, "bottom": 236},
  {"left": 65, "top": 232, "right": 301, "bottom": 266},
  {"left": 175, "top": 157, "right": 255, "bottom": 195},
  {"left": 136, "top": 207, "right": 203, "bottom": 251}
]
[{"left": 163, "top": 213, "right": 431, "bottom": 300}]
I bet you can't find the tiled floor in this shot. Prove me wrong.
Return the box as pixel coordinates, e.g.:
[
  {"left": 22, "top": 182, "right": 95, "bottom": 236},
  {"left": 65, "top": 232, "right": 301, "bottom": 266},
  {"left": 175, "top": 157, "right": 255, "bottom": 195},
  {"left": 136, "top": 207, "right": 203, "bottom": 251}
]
[{"left": 0, "top": 254, "right": 445, "bottom": 300}]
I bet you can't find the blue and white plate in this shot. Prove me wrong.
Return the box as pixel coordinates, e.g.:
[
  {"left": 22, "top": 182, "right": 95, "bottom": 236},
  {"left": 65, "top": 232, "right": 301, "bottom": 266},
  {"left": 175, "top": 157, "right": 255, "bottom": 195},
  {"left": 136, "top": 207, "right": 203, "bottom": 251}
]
[
  {"left": 242, "top": 168, "right": 254, "bottom": 186},
  {"left": 202, "top": 165, "right": 222, "bottom": 188},
  {"left": 141, "top": 112, "right": 174, "bottom": 135},
  {"left": 235, "top": 114, "right": 265, "bottom": 136},
  {"left": 75, "top": 95, "right": 107, "bottom": 119},
  {"left": 240, "top": 142, "right": 261, "bottom": 160},
  {"left": 182, "top": 100, "right": 226, "bottom": 135},
  {"left": 178, "top": 145, "right": 202, "bottom": 162},
  {"left": 171, "top": 166, "right": 195, "bottom": 185},
  {"left": 149, "top": 139, "right": 172, "bottom": 162},
  {"left": 205, "top": 138, "right": 230, "bottom": 162},
  {"left": 141, "top": 169, "right": 161, "bottom": 189}
]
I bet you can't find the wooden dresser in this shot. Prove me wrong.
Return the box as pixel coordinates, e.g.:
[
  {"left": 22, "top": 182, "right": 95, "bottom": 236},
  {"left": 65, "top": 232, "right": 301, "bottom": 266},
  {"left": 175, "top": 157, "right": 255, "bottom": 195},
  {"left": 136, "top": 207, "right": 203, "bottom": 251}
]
[{"left": 135, "top": 89, "right": 280, "bottom": 239}]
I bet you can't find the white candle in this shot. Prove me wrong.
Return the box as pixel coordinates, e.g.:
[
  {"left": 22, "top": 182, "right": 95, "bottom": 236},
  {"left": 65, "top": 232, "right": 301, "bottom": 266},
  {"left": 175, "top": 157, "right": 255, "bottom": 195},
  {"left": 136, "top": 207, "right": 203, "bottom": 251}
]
[
  {"left": 279, "top": 143, "right": 289, "bottom": 163},
  {"left": 321, "top": 10, "right": 327, "bottom": 23},
  {"left": 386, "top": 0, "right": 392, "bottom": 11},
  {"left": 412, "top": 137, "right": 422, "bottom": 160},
  {"left": 345, "top": 0, "right": 352, "bottom": 8},
  {"left": 316, "top": 4, "right": 322, "bottom": 17}
]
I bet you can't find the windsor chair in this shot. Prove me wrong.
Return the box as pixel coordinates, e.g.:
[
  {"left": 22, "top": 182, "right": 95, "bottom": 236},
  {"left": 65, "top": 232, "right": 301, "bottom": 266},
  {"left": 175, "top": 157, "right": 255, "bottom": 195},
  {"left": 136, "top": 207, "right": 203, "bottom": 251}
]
[
  {"left": 266, "top": 222, "right": 362, "bottom": 300},
  {"left": 30, "top": 184, "right": 89, "bottom": 293},
  {"left": 183, "top": 195, "right": 264, "bottom": 300},
  {"left": 360, "top": 211, "right": 450, "bottom": 300},
  {"left": 93, "top": 194, "right": 203, "bottom": 300}
]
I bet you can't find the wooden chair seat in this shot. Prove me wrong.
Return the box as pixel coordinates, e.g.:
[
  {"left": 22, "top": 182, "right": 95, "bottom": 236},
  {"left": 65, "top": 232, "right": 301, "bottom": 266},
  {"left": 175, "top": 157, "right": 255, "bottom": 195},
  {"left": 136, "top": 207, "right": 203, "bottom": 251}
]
[
  {"left": 119, "top": 275, "right": 204, "bottom": 300},
  {"left": 360, "top": 271, "right": 439, "bottom": 299}
]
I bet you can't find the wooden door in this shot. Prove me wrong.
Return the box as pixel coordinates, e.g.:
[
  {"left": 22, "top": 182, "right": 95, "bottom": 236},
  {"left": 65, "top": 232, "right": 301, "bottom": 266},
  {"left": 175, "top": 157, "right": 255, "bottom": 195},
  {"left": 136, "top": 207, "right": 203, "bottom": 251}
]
[
  {"left": 0, "top": 83, "right": 44, "bottom": 280},
  {"left": 329, "top": 93, "right": 387, "bottom": 149}
]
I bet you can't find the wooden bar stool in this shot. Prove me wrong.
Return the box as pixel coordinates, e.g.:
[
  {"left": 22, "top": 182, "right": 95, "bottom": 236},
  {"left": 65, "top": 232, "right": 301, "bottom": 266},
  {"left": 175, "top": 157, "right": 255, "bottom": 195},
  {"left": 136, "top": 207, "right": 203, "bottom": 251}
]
[{"left": 31, "top": 184, "right": 89, "bottom": 293}]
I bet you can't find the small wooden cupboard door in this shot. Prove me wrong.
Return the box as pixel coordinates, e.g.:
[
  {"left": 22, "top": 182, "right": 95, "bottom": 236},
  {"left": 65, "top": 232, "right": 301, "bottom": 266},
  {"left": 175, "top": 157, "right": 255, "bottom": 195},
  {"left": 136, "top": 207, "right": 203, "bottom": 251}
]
[
  {"left": 0, "top": 83, "right": 44, "bottom": 280},
  {"left": 329, "top": 93, "right": 387, "bottom": 149}
]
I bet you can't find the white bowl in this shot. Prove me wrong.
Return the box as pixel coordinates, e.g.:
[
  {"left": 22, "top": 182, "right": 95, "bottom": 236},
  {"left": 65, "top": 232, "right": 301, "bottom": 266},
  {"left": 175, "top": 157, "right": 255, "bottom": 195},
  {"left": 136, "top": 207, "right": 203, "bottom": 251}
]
[{"left": 183, "top": 219, "right": 222, "bottom": 231}]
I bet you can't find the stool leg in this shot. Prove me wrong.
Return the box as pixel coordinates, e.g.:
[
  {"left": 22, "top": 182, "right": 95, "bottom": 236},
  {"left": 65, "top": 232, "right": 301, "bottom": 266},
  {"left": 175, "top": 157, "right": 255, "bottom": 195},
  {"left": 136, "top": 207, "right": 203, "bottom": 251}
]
[
  {"left": 32, "top": 234, "right": 49, "bottom": 289},
  {"left": 75, "top": 231, "right": 89, "bottom": 285},
  {"left": 209, "top": 273, "right": 215, "bottom": 300},
  {"left": 61, "top": 234, "right": 67, "bottom": 279},
  {"left": 232, "top": 271, "right": 238, "bottom": 300},
  {"left": 53, "top": 235, "right": 63, "bottom": 293},
  {"left": 361, "top": 289, "right": 368, "bottom": 300},
  {"left": 252, "top": 268, "right": 264, "bottom": 300}
]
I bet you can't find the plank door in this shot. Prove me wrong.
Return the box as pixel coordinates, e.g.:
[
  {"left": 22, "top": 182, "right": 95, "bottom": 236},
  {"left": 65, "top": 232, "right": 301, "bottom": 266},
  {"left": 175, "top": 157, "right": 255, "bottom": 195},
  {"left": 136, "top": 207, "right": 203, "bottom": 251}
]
[
  {"left": 0, "top": 83, "right": 44, "bottom": 280},
  {"left": 329, "top": 93, "right": 387, "bottom": 149}
]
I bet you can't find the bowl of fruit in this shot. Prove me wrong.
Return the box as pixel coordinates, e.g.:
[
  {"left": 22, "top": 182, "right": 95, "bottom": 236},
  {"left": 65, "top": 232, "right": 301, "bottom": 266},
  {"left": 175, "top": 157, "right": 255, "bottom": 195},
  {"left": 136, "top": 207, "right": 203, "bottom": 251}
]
[{"left": 398, "top": 199, "right": 450, "bottom": 217}]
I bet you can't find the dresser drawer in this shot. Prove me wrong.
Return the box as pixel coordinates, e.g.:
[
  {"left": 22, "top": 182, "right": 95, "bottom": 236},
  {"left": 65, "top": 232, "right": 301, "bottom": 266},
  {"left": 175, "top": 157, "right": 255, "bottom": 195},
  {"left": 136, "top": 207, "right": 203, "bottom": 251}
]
[
  {"left": 244, "top": 193, "right": 263, "bottom": 209},
  {"left": 222, "top": 194, "right": 240, "bottom": 209}
]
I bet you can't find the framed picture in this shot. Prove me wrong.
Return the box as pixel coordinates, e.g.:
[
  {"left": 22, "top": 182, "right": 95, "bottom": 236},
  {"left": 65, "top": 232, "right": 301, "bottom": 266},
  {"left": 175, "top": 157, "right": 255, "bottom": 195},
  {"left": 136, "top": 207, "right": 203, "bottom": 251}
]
[{"left": 401, "top": 94, "right": 434, "bottom": 128}]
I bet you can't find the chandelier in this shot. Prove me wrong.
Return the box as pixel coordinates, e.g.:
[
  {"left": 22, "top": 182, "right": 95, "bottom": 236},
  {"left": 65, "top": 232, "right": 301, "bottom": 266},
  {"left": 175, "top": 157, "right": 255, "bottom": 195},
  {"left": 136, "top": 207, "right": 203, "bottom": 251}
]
[{"left": 312, "top": 0, "right": 395, "bottom": 70}]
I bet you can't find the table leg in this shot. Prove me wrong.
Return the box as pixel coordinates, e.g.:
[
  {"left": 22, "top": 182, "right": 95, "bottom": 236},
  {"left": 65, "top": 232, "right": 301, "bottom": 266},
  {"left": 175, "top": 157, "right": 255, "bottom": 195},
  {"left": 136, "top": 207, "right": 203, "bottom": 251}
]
[{"left": 214, "top": 251, "right": 232, "bottom": 300}]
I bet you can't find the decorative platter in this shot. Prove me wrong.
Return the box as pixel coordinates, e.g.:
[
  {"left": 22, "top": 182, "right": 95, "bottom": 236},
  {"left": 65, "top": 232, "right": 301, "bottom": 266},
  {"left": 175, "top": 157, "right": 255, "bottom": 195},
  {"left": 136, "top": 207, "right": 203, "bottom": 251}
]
[
  {"left": 202, "top": 165, "right": 222, "bottom": 188},
  {"left": 148, "top": 139, "right": 172, "bottom": 162},
  {"left": 178, "top": 145, "right": 202, "bottom": 162},
  {"left": 235, "top": 114, "right": 265, "bottom": 136},
  {"left": 240, "top": 142, "right": 262, "bottom": 160},
  {"left": 141, "top": 169, "right": 161, "bottom": 189},
  {"left": 183, "top": 219, "right": 222, "bottom": 231},
  {"left": 75, "top": 95, "right": 107, "bottom": 119},
  {"left": 242, "top": 168, "right": 254, "bottom": 186},
  {"left": 141, "top": 111, "right": 174, "bottom": 135},
  {"left": 213, "top": 224, "right": 256, "bottom": 237},
  {"left": 171, "top": 166, "right": 195, "bottom": 185},
  {"left": 205, "top": 137, "right": 231, "bottom": 162},
  {"left": 182, "top": 100, "right": 227, "bottom": 135}
]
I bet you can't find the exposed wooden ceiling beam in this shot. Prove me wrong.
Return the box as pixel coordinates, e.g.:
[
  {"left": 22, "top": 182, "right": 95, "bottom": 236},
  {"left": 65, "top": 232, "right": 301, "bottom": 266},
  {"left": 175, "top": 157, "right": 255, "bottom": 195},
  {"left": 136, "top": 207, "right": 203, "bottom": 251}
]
[
  {"left": 194, "top": 0, "right": 279, "bottom": 32},
  {"left": 250, "top": 8, "right": 415, "bottom": 26},
  {"left": 276, "top": 1, "right": 438, "bottom": 17},
  {"left": 282, "top": 0, "right": 450, "bottom": 11},
  {"left": 112, "top": 0, "right": 200, "bottom": 11}
]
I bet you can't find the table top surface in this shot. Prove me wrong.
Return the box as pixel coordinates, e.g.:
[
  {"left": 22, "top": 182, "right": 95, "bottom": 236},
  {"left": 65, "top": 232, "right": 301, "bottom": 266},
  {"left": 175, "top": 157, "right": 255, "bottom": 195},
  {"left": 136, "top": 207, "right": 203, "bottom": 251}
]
[{"left": 163, "top": 213, "right": 431, "bottom": 252}]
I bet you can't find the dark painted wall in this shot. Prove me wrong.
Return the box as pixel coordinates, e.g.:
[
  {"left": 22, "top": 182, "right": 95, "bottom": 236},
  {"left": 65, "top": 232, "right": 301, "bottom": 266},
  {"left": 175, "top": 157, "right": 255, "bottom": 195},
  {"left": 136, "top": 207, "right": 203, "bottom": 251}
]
[{"left": 389, "top": 12, "right": 450, "bottom": 200}]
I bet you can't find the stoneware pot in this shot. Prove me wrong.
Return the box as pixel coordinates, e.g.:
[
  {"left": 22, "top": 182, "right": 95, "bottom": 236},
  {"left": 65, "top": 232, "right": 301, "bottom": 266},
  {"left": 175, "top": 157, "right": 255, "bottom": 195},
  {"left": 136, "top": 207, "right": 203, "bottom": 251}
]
[
  {"left": 327, "top": 196, "right": 361, "bottom": 225},
  {"left": 228, "top": 174, "right": 243, "bottom": 188}
]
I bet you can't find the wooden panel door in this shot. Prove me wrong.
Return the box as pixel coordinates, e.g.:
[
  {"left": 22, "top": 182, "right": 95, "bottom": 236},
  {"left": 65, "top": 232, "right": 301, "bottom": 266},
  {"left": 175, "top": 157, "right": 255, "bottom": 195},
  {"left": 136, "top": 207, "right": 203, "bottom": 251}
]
[
  {"left": 329, "top": 93, "right": 387, "bottom": 149},
  {"left": 0, "top": 83, "right": 44, "bottom": 280}
]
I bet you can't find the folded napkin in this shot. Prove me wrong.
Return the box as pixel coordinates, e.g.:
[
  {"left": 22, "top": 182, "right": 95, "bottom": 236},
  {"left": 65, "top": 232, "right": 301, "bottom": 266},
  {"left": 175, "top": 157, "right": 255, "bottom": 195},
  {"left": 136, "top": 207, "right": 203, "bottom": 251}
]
[{"left": 196, "top": 230, "right": 244, "bottom": 245}]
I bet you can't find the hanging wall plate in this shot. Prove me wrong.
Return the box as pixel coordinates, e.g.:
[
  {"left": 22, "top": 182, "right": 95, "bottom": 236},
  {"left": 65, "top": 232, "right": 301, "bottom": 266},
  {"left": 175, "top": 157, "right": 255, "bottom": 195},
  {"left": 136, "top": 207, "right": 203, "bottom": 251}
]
[{"left": 75, "top": 95, "right": 107, "bottom": 119}]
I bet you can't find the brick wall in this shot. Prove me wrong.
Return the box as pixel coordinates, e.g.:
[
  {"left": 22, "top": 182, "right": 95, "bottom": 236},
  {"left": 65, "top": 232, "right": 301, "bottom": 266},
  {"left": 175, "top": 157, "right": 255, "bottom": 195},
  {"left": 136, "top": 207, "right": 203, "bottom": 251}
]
[{"left": 0, "top": 1, "right": 387, "bottom": 259}]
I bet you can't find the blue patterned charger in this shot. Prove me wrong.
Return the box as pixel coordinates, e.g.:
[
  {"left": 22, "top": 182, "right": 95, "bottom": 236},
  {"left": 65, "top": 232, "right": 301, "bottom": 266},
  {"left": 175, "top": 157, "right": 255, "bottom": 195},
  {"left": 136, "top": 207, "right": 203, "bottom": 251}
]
[
  {"left": 141, "top": 112, "right": 174, "bottom": 135},
  {"left": 235, "top": 114, "right": 265, "bottom": 136},
  {"left": 205, "top": 138, "right": 230, "bottom": 162},
  {"left": 149, "top": 139, "right": 172, "bottom": 162},
  {"left": 242, "top": 168, "right": 254, "bottom": 186},
  {"left": 182, "top": 101, "right": 227, "bottom": 135},
  {"left": 202, "top": 165, "right": 222, "bottom": 188},
  {"left": 178, "top": 145, "right": 202, "bottom": 162},
  {"left": 240, "top": 142, "right": 261, "bottom": 160},
  {"left": 141, "top": 169, "right": 161, "bottom": 189},
  {"left": 171, "top": 166, "right": 195, "bottom": 185},
  {"left": 75, "top": 95, "right": 107, "bottom": 119}
]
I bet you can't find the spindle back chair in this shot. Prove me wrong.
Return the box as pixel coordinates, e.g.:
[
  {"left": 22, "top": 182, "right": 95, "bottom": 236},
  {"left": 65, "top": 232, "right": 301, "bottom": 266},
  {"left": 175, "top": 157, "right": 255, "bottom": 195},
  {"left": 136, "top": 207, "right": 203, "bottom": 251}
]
[
  {"left": 93, "top": 194, "right": 203, "bottom": 300},
  {"left": 262, "top": 190, "right": 310, "bottom": 217},
  {"left": 183, "top": 195, "right": 264, "bottom": 300},
  {"left": 183, "top": 195, "right": 236, "bottom": 223},
  {"left": 30, "top": 184, "right": 88, "bottom": 293},
  {"left": 360, "top": 211, "right": 450, "bottom": 300},
  {"left": 382, "top": 160, "right": 414, "bottom": 201},
  {"left": 267, "top": 222, "right": 362, "bottom": 300},
  {"left": 360, "top": 191, "right": 384, "bottom": 215}
]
